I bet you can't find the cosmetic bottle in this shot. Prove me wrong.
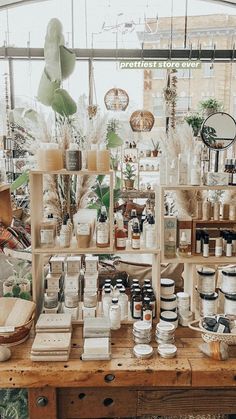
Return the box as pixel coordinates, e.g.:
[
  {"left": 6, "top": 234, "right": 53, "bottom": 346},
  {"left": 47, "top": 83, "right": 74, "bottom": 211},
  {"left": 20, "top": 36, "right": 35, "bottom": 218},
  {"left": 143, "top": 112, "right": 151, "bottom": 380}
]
[
  {"left": 190, "top": 155, "right": 201, "bottom": 186},
  {"left": 145, "top": 288, "right": 156, "bottom": 319},
  {"left": 164, "top": 233, "right": 176, "bottom": 258},
  {"left": 196, "top": 201, "right": 203, "bottom": 219},
  {"left": 203, "top": 234, "right": 209, "bottom": 258},
  {"left": 215, "top": 237, "right": 223, "bottom": 257},
  {"left": 131, "top": 289, "right": 142, "bottom": 319},
  {"left": 59, "top": 217, "right": 71, "bottom": 248},
  {"left": 119, "top": 288, "right": 128, "bottom": 320},
  {"left": 226, "top": 234, "right": 232, "bottom": 257},
  {"left": 96, "top": 211, "right": 110, "bottom": 248},
  {"left": 109, "top": 298, "right": 121, "bottom": 330},
  {"left": 132, "top": 223, "right": 141, "bottom": 249},
  {"left": 87, "top": 144, "right": 97, "bottom": 171},
  {"left": 102, "top": 284, "right": 112, "bottom": 297},
  {"left": 102, "top": 288, "right": 112, "bottom": 317},
  {"left": 113, "top": 283, "right": 124, "bottom": 299},
  {"left": 37, "top": 143, "right": 63, "bottom": 171},
  {"left": 196, "top": 230, "right": 202, "bottom": 254},
  {"left": 65, "top": 144, "right": 82, "bottom": 171},
  {"left": 142, "top": 297, "right": 153, "bottom": 325},
  {"left": 142, "top": 211, "right": 151, "bottom": 242},
  {"left": 115, "top": 215, "right": 127, "bottom": 250},
  {"left": 178, "top": 232, "right": 189, "bottom": 257},
  {"left": 128, "top": 209, "right": 139, "bottom": 241},
  {"left": 232, "top": 159, "right": 236, "bottom": 186},
  {"left": 40, "top": 214, "right": 57, "bottom": 248},
  {"left": 177, "top": 153, "right": 188, "bottom": 185},
  {"left": 213, "top": 202, "right": 220, "bottom": 221},
  {"left": 145, "top": 215, "right": 156, "bottom": 249},
  {"left": 202, "top": 200, "right": 211, "bottom": 221}
]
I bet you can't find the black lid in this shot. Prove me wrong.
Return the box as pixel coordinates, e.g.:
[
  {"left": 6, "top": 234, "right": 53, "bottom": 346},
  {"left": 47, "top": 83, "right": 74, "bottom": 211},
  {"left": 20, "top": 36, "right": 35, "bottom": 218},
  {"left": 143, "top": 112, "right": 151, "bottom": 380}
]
[
  {"left": 112, "top": 298, "right": 119, "bottom": 303},
  {"left": 148, "top": 215, "right": 155, "bottom": 225},
  {"left": 196, "top": 230, "right": 202, "bottom": 240},
  {"left": 231, "top": 232, "right": 236, "bottom": 240},
  {"left": 99, "top": 213, "right": 107, "bottom": 222},
  {"left": 197, "top": 268, "right": 215, "bottom": 276},
  {"left": 222, "top": 269, "right": 236, "bottom": 276},
  {"left": 160, "top": 295, "right": 176, "bottom": 302},
  {"left": 203, "top": 235, "right": 209, "bottom": 244},
  {"left": 200, "top": 292, "right": 218, "bottom": 300},
  {"left": 227, "top": 235, "right": 232, "bottom": 244},
  {"left": 225, "top": 293, "right": 236, "bottom": 301}
]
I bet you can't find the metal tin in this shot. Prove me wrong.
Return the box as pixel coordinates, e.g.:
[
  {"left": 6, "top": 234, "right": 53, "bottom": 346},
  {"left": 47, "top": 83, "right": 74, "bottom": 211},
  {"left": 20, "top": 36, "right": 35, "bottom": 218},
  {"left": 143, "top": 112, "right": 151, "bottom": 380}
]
[{"left": 133, "top": 344, "right": 154, "bottom": 359}]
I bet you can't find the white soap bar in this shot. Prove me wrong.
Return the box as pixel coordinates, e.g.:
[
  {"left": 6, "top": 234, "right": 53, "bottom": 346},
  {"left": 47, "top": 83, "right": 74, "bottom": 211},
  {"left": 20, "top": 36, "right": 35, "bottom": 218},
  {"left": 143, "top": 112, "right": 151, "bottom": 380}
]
[
  {"left": 66, "top": 256, "right": 81, "bottom": 273},
  {"left": 85, "top": 256, "right": 98, "bottom": 274},
  {"left": 50, "top": 256, "right": 65, "bottom": 273},
  {"left": 82, "top": 306, "right": 96, "bottom": 319},
  {"left": 84, "top": 273, "right": 98, "bottom": 289},
  {"left": 84, "top": 317, "right": 110, "bottom": 332},
  {"left": 36, "top": 313, "right": 72, "bottom": 330},
  {"left": 83, "top": 337, "right": 110, "bottom": 355},
  {"left": 32, "top": 332, "right": 71, "bottom": 352},
  {"left": 64, "top": 273, "right": 79, "bottom": 288}
]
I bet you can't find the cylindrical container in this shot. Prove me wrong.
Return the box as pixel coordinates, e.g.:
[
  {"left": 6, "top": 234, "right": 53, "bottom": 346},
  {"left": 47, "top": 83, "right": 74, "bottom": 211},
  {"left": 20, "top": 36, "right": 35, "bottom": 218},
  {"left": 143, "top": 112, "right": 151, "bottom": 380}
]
[
  {"left": 96, "top": 145, "right": 110, "bottom": 172},
  {"left": 224, "top": 294, "right": 236, "bottom": 315},
  {"left": 65, "top": 292, "right": 79, "bottom": 308},
  {"left": 44, "top": 293, "right": 58, "bottom": 309},
  {"left": 176, "top": 291, "right": 190, "bottom": 314},
  {"left": 222, "top": 203, "right": 230, "bottom": 220},
  {"left": 197, "top": 267, "right": 216, "bottom": 295},
  {"left": 160, "top": 278, "right": 175, "bottom": 296},
  {"left": 83, "top": 291, "right": 97, "bottom": 308},
  {"left": 65, "top": 149, "right": 82, "bottom": 171},
  {"left": 63, "top": 304, "right": 78, "bottom": 320},
  {"left": 229, "top": 205, "right": 236, "bottom": 221},
  {"left": 155, "top": 322, "right": 175, "bottom": 345},
  {"left": 202, "top": 201, "right": 211, "bottom": 221},
  {"left": 196, "top": 201, "right": 203, "bottom": 219},
  {"left": 160, "top": 311, "right": 178, "bottom": 328},
  {"left": 215, "top": 237, "right": 223, "bottom": 257},
  {"left": 109, "top": 298, "right": 121, "bottom": 330},
  {"left": 213, "top": 202, "right": 220, "bottom": 221},
  {"left": 87, "top": 144, "right": 97, "bottom": 171},
  {"left": 221, "top": 269, "right": 236, "bottom": 294},
  {"left": 160, "top": 294, "right": 177, "bottom": 311},
  {"left": 37, "top": 143, "right": 63, "bottom": 171},
  {"left": 3, "top": 278, "right": 14, "bottom": 295},
  {"left": 199, "top": 292, "right": 218, "bottom": 317}
]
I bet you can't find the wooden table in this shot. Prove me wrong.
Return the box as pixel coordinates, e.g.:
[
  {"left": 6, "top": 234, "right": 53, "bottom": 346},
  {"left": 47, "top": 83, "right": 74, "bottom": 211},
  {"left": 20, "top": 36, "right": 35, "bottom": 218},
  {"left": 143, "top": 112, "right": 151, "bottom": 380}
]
[{"left": 1, "top": 325, "right": 236, "bottom": 419}]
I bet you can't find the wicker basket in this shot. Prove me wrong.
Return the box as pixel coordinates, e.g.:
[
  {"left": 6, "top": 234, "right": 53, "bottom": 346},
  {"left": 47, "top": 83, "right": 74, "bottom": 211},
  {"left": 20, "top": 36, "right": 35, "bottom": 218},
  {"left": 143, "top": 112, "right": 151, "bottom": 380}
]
[{"left": 188, "top": 318, "right": 236, "bottom": 345}]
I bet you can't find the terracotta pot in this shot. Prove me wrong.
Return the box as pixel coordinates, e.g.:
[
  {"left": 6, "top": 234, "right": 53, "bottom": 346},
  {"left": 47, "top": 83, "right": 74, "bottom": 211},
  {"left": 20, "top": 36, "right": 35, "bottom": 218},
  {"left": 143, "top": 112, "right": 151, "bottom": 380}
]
[
  {"left": 152, "top": 150, "right": 158, "bottom": 157},
  {"left": 124, "top": 179, "right": 135, "bottom": 190}
]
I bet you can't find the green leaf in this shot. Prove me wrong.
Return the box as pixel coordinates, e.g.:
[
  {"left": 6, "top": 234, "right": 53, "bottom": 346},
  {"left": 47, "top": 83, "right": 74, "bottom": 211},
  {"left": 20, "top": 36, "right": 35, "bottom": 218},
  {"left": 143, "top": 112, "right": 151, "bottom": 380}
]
[
  {"left": 101, "top": 191, "right": 110, "bottom": 208},
  {"left": 97, "top": 175, "right": 105, "bottom": 185},
  {"left": 37, "top": 69, "right": 60, "bottom": 106},
  {"left": 60, "top": 45, "right": 76, "bottom": 80},
  {"left": 10, "top": 171, "right": 29, "bottom": 192},
  {"left": 115, "top": 176, "right": 121, "bottom": 190},
  {"left": 51, "top": 88, "right": 77, "bottom": 116},
  {"left": 107, "top": 131, "right": 123, "bottom": 148}
]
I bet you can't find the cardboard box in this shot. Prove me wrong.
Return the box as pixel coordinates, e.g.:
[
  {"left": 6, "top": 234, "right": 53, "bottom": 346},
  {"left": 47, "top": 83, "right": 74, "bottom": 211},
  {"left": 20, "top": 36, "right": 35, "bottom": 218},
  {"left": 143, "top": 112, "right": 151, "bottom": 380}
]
[
  {"left": 49, "top": 256, "right": 65, "bottom": 274},
  {"left": 66, "top": 256, "right": 81, "bottom": 273},
  {"left": 85, "top": 256, "right": 98, "bottom": 274}
]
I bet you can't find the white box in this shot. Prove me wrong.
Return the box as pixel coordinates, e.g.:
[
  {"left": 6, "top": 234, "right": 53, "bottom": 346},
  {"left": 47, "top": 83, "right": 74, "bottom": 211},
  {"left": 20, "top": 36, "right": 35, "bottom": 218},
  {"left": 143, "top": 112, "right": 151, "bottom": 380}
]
[
  {"left": 84, "top": 273, "right": 98, "bottom": 289},
  {"left": 85, "top": 256, "right": 98, "bottom": 274},
  {"left": 49, "top": 256, "right": 65, "bottom": 274},
  {"left": 64, "top": 273, "right": 79, "bottom": 290},
  {"left": 203, "top": 172, "right": 229, "bottom": 186},
  {"left": 82, "top": 305, "right": 97, "bottom": 319},
  {"left": 66, "top": 256, "right": 81, "bottom": 273},
  {"left": 83, "top": 337, "right": 110, "bottom": 355},
  {"left": 46, "top": 274, "right": 62, "bottom": 291}
]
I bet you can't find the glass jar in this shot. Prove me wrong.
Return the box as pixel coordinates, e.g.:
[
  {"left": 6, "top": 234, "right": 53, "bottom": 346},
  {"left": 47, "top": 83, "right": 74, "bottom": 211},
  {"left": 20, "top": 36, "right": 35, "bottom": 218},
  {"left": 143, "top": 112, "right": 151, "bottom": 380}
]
[
  {"left": 199, "top": 292, "right": 218, "bottom": 317},
  {"left": 160, "top": 278, "right": 175, "bottom": 296},
  {"left": 37, "top": 143, "right": 63, "bottom": 171},
  {"left": 160, "top": 294, "right": 177, "bottom": 311},
  {"left": 176, "top": 291, "right": 190, "bottom": 314},
  {"left": 221, "top": 268, "right": 236, "bottom": 294},
  {"left": 197, "top": 267, "right": 216, "bottom": 295},
  {"left": 160, "top": 310, "right": 178, "bottom": 328},
  {"left": 224, "top": 293, "right": 236, "bottom": 315}
]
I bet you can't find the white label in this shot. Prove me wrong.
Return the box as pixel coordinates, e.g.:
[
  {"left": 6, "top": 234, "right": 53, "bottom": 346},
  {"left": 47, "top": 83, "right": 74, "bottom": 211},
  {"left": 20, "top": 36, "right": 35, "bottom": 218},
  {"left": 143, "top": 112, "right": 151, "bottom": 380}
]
[
  {"left": 109, "top": 307, "right": 121, "bottom": 329},
  {"left": 203, "top": 244, "right": 209, "bottom": 257},
  {"left": 233, "top": 173, "right": 236, "bottom": 184},
  {"left": 215, "top": 246, "right": 222, "bottom": 257},
  {"left": 145, "top": 230, "right": 156, "bottom": 248},
  {"left": 59, "top": 234, "right": 70, "bottom": 248},
  {"left": 196, "top": 240, "right": 201, "bottom": 254},
  {"left": 102, "top": 299, "right": 111, "bottom": 317},
  {"left": 97, "top": 229, "right": 109, "bottom": 244},
  {"left": 40, "top": 229, "right": 54, "bottom": 245},
  {"left": 77, "top": 224, "right": 90, "bottom": 236},
  {"left": 132, "top": 237, "right": 141, "bottom": 249},
  {"left": 143, "top": 309, "right": 152, "bottom": 324},
  {"left": 119, "top": 299, "right": 128, "bottom": 320},
  {"left": 133, "top": 301, "right": 142, "bottom": 318},
  {"left": 116, "top": 238, "right": 126, "bottom": 248}
]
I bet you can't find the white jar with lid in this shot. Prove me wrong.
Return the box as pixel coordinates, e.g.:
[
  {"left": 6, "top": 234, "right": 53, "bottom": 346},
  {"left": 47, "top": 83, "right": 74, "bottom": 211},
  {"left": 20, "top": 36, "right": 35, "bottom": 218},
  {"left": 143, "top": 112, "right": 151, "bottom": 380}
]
[
  {"left": 224, "top": 293, "right": 236, "bottom": 315},
  {"left": 160, "top": 294, "right": 177, "bottom": 311},
  {"left": 65, "top": 292, "right": 79, "bottom": 308},
  {"left": 221, "top": 268, "right": 236, "bottom": 294},
  {"left": 199, "top": 292, "right": 218, "bottom": 317},
  {"left": 37, "top": 143, "right": 63, "bottom": 171},
  {"left": 83, "top": 291, "right": 97, "bottom": 308},
  {"left": 160, "top": 278, "right": 175, "bottom": 296},
  {"left": 197, "top": 267, "right": 216, "bottom": 295},
  {"left": 176, "top": 292, "right": 190, "bottom": 314},
  {"left": 160, "top": 310, "right": 178, "bottom": 328}
]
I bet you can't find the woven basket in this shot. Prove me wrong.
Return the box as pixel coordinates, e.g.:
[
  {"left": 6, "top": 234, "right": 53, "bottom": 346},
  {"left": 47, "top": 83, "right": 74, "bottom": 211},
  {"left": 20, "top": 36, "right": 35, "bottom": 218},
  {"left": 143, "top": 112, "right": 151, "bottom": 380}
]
[{"left": 188, "top": 318, "right": 236, "bottom": 345}]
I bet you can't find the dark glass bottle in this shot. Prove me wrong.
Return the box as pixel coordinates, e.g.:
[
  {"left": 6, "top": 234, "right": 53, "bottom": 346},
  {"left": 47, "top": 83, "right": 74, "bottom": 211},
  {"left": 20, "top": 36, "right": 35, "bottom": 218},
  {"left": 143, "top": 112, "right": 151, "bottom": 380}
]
[
  {"left": 131, "top": 289, "right": 142, "bottom": 319},
  {"left": 141, "top": 296, "right": 153, "bottom": 324}
]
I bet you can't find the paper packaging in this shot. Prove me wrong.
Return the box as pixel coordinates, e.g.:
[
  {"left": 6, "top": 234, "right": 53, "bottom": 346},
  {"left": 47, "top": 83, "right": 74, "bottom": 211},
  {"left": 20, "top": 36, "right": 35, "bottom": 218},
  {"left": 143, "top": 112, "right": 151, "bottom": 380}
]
[
  {"left": 177, "top": 218, "right": 192, "bottom": 255},
  {"left": 164, "top": 216, "right": 177, "bottom": 248},
  {"left": 64, "top": 273, "right": 79, "bottom": 291},
  {"left": 45, "top": 273, "right": 63, "bottom": 292},
  {"left": 83, "top": 337, "right": 110, "bottom": 355},
  {"left": 36, "top": 313, "right": 72, "bottom": 331},
  {"left": 85, "top": 256, "right": 98, "bottom": 274},
  {"left": 84, "top": 273, "right": 98, "bottom": 289},
  {"left": 49, "top": 256, "right": 65, "bottom": 274},
  {"left": 82, "top": 306, "right": 97, "bottom": 319},
  {"left": 83, "top": 317, "right": 110, "bottom": 338},
  {"left": 66, "top": 256, "right": 81, "bottom": 273},
  {"left": 203, "top": 172, "right": 229, "bottom": 186}
]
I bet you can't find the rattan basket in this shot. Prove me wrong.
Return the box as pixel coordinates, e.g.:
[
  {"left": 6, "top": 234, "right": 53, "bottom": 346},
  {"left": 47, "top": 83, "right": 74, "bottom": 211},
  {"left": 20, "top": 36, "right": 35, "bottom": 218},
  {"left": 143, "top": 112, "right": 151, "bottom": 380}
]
[{"left": 188, "top": 318, "right": 236, "bottom": 345}]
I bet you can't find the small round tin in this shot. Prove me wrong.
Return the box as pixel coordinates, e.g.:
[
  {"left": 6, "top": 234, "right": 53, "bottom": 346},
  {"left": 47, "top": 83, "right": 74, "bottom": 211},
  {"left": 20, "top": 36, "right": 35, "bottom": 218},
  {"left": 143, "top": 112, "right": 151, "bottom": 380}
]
[
  {"left": 157, "top": 343, "right": 177, "bottom": 358},
  {"left": 133, "top": 344, "right": 154, "bottom": 359}
]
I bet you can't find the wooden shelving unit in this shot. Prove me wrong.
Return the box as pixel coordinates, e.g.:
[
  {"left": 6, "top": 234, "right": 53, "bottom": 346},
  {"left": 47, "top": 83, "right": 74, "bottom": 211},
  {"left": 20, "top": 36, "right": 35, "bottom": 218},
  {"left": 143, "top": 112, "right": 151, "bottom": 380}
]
[
  {"left": 0, "top": 183, "right": 12, "bottom": 226},
  {"left": 157, "top": 184, "right": 236, "bottom": 313},
  {"left": 30, "top": 169, "right": 160, "bottom": 319}
]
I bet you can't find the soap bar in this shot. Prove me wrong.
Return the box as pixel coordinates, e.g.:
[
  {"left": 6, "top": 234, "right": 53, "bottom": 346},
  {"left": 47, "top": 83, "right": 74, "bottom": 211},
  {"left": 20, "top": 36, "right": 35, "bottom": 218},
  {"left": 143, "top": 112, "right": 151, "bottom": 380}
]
[
  {"left": 83, "top": 337, "right": 110, "bottom": 355},
  {"left": 83, "top": 317, "right": 110, "bottom": 337},
  {"left": 66, "top": 256, "right": 81, "bottom": 273},
  {"left": 5, "top": 299, "right": 35, "bottom": 326},
  {"left": 36, "top": 313, "right": 72, "bottom": 330},
  {"left": 50, "top": 256, "right": 65, "bottom": 274},
  {"left": 32, "top": 332, "right": 71, "bottom": 352},
  {"left": 31, "top": 353, "right": 69, "bottom": 362}
]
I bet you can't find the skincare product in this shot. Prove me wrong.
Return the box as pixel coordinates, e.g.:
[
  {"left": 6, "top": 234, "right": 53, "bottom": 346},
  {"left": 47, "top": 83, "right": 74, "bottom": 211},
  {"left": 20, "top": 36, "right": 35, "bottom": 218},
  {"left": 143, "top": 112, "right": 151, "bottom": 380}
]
[
  {"left": 145, "top": 215, "right": 156, "bottom": 248},
  {"left": 177, "top": 153, "right": 188, "bottom": 185},
  {"left": 132, "top": 289, "right": 142, "bottom": 319},
  {"left": 199, "top": 292, "right": 218, "bottom": 317},
  {"left": 164, "top": 216, "right": 177, "bottom": 259},
  {"left": 226, "top": 234, "right": 232, "bottom": 257},
  {"left": 178, "top": 231, "right": 189, "bottom": 257},
  {"left": 96, "top": 211, "right": 110, "bottom": 248},
  {"left": 161, "top": 278, "right": 175, "bottom": 296},
  {"left": 160, "top": 310, "right": 178, "bottom": 328},
  {"left": 202, "top": 200, "right": 211, "bottom": 221},
  {"left": 66, "top": 256, "right": 81, "bottom": 273},
  {"left": 221, "top": 268, "right": 236, "bottom": 294},
  {"left": 65, "top": 145, "right": 82, "bottom": 171},
  {"left": 87, "top": 144, "right": 97, "bottom": 171},
  {"left": 160, "top": 294, "right": 177, "bottom": 312},
  {"left": 115, "top": 215, "right": 127, "bottom": 250},
  {"left": 59, "top": 217, "right": 70, "bottom": 248},
  {"left": 132, "top": 223, "right": 141, "bottom": 249},
  {"left": 141, "top": 297, "right": 153, "bottom": 324},
  {"left": 213, "top": 202, "right": 220, "bottom": 221},
  {"left": 37, "top": 143, "right": 63, "bottom": 171},
  {"left": 203, "top": 234, "right": 209, "bottom": 257},
  {"left": 196, "top": 230, "right": 202, "bottom": 254},
  {"left": 215, "top": 237, "right": 223, "bottom": 257},
  {"left": 196, "top": 201, "right": 203, "bottom": 219},
  {"left": 109, "top": 297, "right": 121, "bottom": 330},
  {"left": 96, "top": 144, "right": 110, "bottom": 172},
  {"left": 102, "top": 289, "right": 112, "bottom": 317},
  {"left": 128, "top": 209, "right": 139, "bottom": 241},
  {"left": 197, "top": 267, "right": 216, "bottom": 295},
  {"left": 118, "top": 288, "right": 128, "bottom": 320}
]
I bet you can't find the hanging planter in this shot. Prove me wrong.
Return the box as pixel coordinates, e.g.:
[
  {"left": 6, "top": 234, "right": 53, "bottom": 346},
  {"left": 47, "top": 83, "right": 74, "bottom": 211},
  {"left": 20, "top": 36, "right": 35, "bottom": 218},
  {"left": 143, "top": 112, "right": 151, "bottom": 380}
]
[
  {"left": 87, "top": 105, "right": 98, "bottom": 119},
  {"left": 129, "top": 110, "right": 155, "bottom": 132},
  {"left": 104, "top": 88, "right": 129, "bottom": 111}
]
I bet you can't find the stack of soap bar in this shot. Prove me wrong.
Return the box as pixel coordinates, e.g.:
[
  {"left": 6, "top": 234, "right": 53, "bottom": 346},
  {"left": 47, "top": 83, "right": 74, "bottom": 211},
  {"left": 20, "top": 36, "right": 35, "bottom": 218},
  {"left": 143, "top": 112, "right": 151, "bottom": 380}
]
[
  {"left": 31, "top": 332, "right": 71, "bottom": 361},
  {"left": 83, "top": 317, "right": 110, "bottom": 338},
  {"left": 36, "top": 313, "right": 72, "bottom": 333},
  {"left": 82, "top": 337, "right": 111, "bottom": 361}
]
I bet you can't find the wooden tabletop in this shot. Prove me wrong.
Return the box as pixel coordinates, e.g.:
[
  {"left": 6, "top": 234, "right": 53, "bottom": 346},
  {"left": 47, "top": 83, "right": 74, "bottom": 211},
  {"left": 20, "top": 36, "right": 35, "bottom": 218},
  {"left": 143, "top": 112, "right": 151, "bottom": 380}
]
[{"left": 1, "top": 325, "right": 236, "bottom": 389}]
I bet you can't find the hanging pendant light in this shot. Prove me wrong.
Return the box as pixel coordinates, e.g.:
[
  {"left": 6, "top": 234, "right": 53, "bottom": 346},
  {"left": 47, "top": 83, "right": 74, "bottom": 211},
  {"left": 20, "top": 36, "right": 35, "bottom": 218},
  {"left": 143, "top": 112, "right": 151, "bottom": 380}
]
[
  {"left": 104, "top": 88, "right": 129, "bottom": 111},
  {"left": 130, "top": 110, "right": 155, "bottom": 132}
]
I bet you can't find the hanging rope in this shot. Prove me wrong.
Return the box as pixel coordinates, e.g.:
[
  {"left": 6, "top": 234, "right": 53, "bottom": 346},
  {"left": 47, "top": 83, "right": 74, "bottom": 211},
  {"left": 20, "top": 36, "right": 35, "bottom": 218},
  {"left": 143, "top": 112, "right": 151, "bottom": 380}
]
[{"left": 184, "top": 0, "right": 188, "bottom": 49}]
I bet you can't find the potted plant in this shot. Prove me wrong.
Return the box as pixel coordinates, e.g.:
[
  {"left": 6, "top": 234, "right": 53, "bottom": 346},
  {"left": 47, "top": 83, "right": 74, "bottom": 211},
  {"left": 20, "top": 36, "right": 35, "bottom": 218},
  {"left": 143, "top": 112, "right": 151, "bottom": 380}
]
[
  {"left": 184, "top": 114, "right": 204, "bottom": 137},
  {"left": 199, "top": 98, "right": 222, "bottom": 118},
  {"left": 123, "top": 163, "right": 136, "bottom": 190},
  {"left": 151, "top": 139, "right": 161, "bottom": 157}
]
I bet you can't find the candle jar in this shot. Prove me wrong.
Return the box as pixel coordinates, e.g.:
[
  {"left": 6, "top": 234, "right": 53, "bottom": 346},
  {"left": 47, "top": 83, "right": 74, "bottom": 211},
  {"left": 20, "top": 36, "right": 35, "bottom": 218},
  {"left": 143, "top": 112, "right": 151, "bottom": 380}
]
[
  {"left": 37, "top": 143, "right": 63, "bottom": 171},
  {"left": 199, "top": 292, "right": 218, "bottom": 317},
  {"left": 221, "top": 268, "right": 236, "bottom": 294},
  {"left": 96, "top": 145, "right": 110, "bottom": 172},
  {"left": 197, "top": 267, "right": 216, "bottom": 295},
  {"left": 224, "top": 294, "right": 236, "bottom": 315}
]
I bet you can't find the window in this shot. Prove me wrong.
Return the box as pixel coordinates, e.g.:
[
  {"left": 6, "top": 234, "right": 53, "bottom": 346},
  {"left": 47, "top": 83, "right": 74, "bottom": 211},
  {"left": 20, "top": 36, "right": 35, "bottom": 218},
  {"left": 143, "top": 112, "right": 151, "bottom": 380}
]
[
  {"left": 153, "top": 97, "right": 164, "bottom": 117},
  {"left": 203, "top": 63, "right": 214, "bottom": 78},
  {"left": 176, "top": 97, "right": 191, "bottom": 114},
  {"left": 152, "top": 69, "right": 165, "bottom": 79}
]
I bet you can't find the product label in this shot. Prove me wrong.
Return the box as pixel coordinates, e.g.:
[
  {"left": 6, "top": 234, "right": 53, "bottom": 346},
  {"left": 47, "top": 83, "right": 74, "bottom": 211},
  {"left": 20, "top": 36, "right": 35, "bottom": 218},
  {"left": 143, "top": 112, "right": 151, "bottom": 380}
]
[
  {"left": 133, "top": 301, "right": 142, "bottom": 318},
  {"left": 109, "top": 308, "right": 121, "bottom": 329},
  {"left": 77, "top": 223, "right": 90, "bottom": 236},
  {"left": 102, "top": 299, "right": 111, "bottom": 317},
  {"left": 132, "top": 237, "right": 141, "bottom": 249},
  {"left": 119, "top": 299, "right": 128, "bottom": 320},
  {"left": 40, "top": 229, "right": 54, "bottom": 245},
  {"left": 116, "top": 238, "right": 126, "bottom": 248},
  {"left": 145, "top": 230, "right": 156, "bottom": 248},
  {"left": 97, "top": 229, "right": 109, "bottom": 244},
  {"left": 143, "top": 309, "right": 152, "bottom": 324}
]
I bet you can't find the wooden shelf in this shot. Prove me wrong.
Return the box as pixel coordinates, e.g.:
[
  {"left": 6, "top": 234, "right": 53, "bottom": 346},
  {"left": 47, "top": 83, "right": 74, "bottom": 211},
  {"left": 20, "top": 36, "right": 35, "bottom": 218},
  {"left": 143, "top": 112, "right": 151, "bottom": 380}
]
[
  {"left": 33, "top": 245, "right": 160, "bottom": 255},
  {"left": 31, "top": 170, "right": 112, "bottom": 176},
  {"left": 162, "top": 255, "right": 236, "bottom": 264},
  {"left": 139, "top": 170, "right": 159, "bottom": 173},
  {"left": 159, "top": 184, "right": 236, "bottom": 191},
  {"left": 193, "top": 219, "right": 236, "bottom": 224}
]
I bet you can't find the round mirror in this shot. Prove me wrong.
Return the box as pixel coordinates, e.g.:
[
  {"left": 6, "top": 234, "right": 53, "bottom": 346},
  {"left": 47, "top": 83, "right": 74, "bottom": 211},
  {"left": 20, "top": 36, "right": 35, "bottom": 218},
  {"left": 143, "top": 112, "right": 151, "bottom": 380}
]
[{"left": 200, "top": 112, "right": 236, "bottom": 150}]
